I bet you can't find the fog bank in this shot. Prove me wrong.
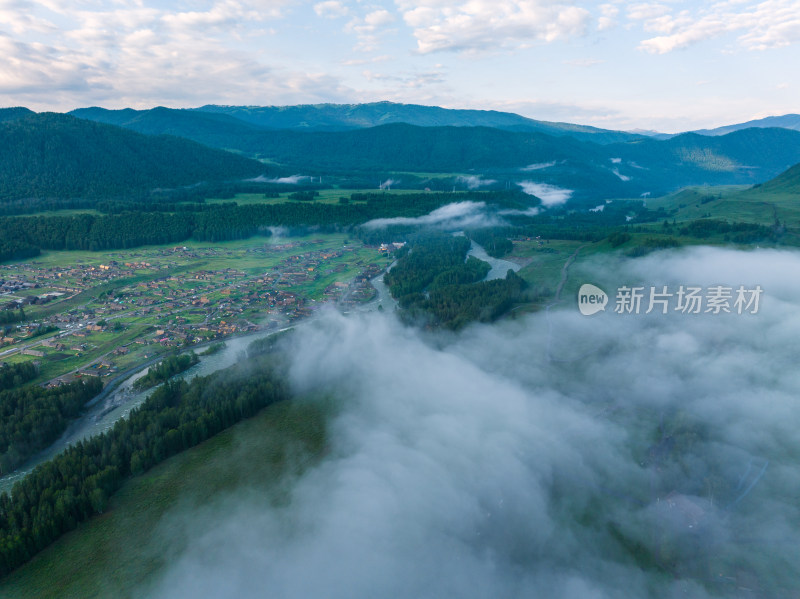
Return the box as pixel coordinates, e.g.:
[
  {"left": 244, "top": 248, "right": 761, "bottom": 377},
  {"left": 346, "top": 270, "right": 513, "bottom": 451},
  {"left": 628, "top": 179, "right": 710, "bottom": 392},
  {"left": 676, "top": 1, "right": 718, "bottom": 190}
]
[{"left": 144, "top": 247, "right": 800, "bottom": 598}]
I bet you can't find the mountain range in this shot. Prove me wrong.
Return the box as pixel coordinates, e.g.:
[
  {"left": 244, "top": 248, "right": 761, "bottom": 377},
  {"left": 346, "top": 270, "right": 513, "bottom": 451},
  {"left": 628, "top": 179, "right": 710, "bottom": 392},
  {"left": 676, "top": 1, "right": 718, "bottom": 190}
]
[
  {"left": 69, "top": 103, "right": 644, "bottom": 146},
  {"left": 189, "top": 102, "right": 642, "bottom": 143},
  {"left": 692, "top": 114, "right": 800, "bottom": 137},
  {"left": 67, "top": 107, "right": 800, "bottom": 200},
  {"left": 2, "top": 102, "right": 800, "bottom": 204}
]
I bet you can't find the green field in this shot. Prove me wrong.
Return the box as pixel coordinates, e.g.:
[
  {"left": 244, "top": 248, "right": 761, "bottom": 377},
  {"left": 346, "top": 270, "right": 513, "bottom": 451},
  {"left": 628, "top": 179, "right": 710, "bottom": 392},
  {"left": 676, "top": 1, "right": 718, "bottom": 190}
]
[
  {"left": 646, "top": 185, "right": 800, "bottom": 226},
  {"left": 203, "top": 188, "right": 426, "bottom": 207},
  {"left": 0, "top": 400, "right": 327, "bottom": 599}
]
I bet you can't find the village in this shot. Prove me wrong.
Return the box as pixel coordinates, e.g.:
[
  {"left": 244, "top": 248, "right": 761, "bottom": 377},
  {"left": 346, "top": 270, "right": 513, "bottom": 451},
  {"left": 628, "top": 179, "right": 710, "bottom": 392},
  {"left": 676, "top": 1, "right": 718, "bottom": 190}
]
[{"left": 0, "top": 234, "right": 392, "bottom": 387}]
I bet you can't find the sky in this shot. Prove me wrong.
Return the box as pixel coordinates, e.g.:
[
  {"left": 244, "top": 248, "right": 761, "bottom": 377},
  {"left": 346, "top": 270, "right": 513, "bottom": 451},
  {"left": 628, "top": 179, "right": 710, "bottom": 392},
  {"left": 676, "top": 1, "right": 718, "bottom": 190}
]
[{"left": 0, "top": 0, "right": 799, "bottom": 132}]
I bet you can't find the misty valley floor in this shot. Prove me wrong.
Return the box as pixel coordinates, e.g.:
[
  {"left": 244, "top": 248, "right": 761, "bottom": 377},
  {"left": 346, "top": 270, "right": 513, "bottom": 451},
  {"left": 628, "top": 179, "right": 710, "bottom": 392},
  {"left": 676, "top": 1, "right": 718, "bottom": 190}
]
[{"left": 2, "top": 246, "right": 800, "bottom": 599}]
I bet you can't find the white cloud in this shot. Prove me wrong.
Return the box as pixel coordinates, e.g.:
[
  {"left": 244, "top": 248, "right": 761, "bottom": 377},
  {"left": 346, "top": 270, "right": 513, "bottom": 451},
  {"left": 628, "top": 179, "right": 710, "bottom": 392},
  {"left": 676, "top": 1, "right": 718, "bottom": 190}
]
[
  {"left": 396, "top": 0, "right": 591, "bottom": 54},
  {"left": 626, "top": 2, "right": 670, "bottom": 22},
  {"left": 364, "top": 9, "right": 394, "bottom": 28},
  {"left": 0, "top": 33, "right": 93, "bottom": 95},
  {"left": 457, "top": 175, "right": 497, "bottom": 189},
  {"left": 0, "top": 0, "right": 358, "bottom": 108},
  {"left": 341, "top": 54, "right": 391, "bottom": 66},
  {"left": 635, "top": 1, "right": 800, "bottom": 54},
  {"left": 362, "top": 201, "right": 505, "bottom": 229},
  {"left": 314, "top": 0, "right": 348, "bottom": 19},
  {"left": 0, "top": 0, "right": 57, "bottom": 34},
  {"left": 517, "top": 181, "right": 572, "bottom": 206},
  {"left": 563, "top": 58, "right": 604, "bottom": 67},
  {"left": 345, "top": 7, "right": 398, "bottom": 52},
  {"left": 520, "top": 161, "right": 556, "bottom": 171},
  {"left": 247, "top": 175, "right": 312, "bottom": 184},
  {"left": 597, "top": 2, "right": 619, "bottom": 31},
  {"left": 362, "top": 68, "right": 445, "bottom": 88},
  {"left": 611, "top": 168, "right": 630, "bottom": 181}
]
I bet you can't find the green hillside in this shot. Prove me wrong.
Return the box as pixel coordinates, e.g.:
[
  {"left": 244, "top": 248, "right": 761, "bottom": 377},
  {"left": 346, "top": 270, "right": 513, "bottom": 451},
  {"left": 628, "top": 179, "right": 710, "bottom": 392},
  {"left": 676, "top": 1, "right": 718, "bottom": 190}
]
[
  {"left": 756, "top": 161, "right": 800, "bottom": 193},
  {"left": 0, "top": 113, "right": 266, "bottom": 201},
  {"left": 646, "top": 161, "right": 800, "bottom": 227},
  {"left": 242, "top": 122, "right": 602, "bottom": 170},
  {"left": 613, "top": 128, "right": 800, "bottom": 174},
  {"left": 70, "top": 106, "right": 265, "bottom": 148},
  {"left": 0, "top": 107, "right": 35, "bottom": 123}
]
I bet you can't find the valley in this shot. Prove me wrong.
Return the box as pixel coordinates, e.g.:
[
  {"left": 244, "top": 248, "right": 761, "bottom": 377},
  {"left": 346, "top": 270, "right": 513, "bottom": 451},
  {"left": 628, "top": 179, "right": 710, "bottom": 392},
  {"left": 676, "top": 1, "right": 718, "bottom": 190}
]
[{"left": 1, "top": 99, "right": 799, "bottom": 598}]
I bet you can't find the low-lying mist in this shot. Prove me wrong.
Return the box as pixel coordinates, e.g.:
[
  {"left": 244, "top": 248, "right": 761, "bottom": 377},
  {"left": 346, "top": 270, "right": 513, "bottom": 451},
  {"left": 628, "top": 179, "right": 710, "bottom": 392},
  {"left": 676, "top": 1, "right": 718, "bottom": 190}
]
[{"left": 143, "top": 247, "right": 800, "bottom": 598}]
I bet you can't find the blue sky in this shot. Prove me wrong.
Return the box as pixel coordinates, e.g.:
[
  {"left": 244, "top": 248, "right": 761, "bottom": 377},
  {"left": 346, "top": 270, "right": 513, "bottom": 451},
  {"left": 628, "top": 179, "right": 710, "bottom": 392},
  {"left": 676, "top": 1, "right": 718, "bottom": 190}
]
[{"left": 1, "top": 0, "right": 798, "bottom": 132}]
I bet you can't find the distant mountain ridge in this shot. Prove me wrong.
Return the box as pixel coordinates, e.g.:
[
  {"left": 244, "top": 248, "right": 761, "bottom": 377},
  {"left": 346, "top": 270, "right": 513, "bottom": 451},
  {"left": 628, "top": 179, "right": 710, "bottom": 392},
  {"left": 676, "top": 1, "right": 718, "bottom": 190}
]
[
  {"left": 192, "top": 102, "right": 645, "bottom": 144},
  {"left": 70, "top": 106, "right": 267, "bottom": 151},
  {"left": 9, "top": 104, "right": 800, "bottom": 203},
  {"left": 60, "top": 107, "right": 800, "bottom": 200},
  {"left": 0, "top": 113, "right": 266, "bottom": 201},
  {"left": 693, "top": 114, "right": 800, "bottom": 137}
]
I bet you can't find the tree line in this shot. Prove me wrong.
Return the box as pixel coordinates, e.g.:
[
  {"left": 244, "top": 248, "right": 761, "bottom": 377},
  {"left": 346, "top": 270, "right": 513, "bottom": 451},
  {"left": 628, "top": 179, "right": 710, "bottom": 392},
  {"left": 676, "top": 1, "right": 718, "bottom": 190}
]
[
  {"left": 676, "top": 218, "right": 780, "bottom": 242},
  {"left": 384, "top": 234, "right": 527, "bottom": 329},
  {"left": 0, "top": 191, "right": 501, "bottom": 259},
  {"left": 0, "top": 309, "right": 27, "bottom": 326},
  {"left": 384, "top": 235, "right": 475, "bottom": 300},
  {"left": 0, "top": 240, "right": 40, "bottom": 264},
  {"left": 0, "top": 362, "right": 38, "bottom": 392},
  {"left": 404, "top": 271, "right": 527, "bottom": 330},
  {"left": 464, "top": 228, "right": 513, "bottom": 257},
  {"left": 0, "top": 378, "right": 103, "bottom": 476},
  {"left": 132, "top": 352, "right": 199, "bottom": 391},
  {"left": 0, "top": 348, "right": 291, "bottom": 577}
]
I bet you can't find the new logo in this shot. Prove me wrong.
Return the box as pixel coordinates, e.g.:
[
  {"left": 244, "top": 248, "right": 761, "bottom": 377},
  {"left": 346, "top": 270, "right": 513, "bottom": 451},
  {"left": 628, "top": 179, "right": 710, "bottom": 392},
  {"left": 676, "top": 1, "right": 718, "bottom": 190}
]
[{"left": 578, "top": 283, "right": 608, "bottom": 316}]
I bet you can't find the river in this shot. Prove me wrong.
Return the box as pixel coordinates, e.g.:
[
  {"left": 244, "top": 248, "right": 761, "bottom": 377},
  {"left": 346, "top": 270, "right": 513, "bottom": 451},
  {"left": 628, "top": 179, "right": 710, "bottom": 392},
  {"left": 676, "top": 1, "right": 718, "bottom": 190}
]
[
  {"left": 1, "top": 243, "right": 498, "bottom": 494},
  {"left": 466, "top": 240, "right": 521, "bottom": 281},
  {"left": 0, "top": 269, "right": 396, "bottom": 495}
]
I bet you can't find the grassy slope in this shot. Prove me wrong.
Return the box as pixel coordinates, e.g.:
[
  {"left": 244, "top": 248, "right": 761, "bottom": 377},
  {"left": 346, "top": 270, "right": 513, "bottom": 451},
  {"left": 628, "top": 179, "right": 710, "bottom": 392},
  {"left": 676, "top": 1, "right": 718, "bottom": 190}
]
[
  {"left": 0, "top": 400, "right": 327, "bottom": 599},
  {"left": 647, "top": 185, "right": 800, "bottom": 226}
]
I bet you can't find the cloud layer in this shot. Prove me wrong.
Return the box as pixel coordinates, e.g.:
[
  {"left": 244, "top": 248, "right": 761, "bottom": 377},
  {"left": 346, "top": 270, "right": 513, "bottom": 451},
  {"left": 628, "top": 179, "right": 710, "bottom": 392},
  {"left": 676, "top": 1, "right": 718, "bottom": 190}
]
[
  {"left": 361, "top": 201, "right": 506, "bottom": 229},
  {"left": 0, "top": 0, "right": 351, "bottom": 108},
  {"left": 396, "top": 0, "right": 591, "bottom": 54},
  {"left": 634, "top": 0, "right": 800, "bottom": 53},
  {"left": 517, "top": 181, "right": 573, "bottom": 206},
  {"left": 142, "top": 246, "right": 800, "bottom": 598}
]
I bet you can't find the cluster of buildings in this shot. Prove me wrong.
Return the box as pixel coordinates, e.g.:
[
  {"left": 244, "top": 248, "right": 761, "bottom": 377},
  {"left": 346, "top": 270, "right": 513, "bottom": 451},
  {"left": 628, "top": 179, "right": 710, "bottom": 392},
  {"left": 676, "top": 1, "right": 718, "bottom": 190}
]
[{"left": 1, "top": 238, "right": 390, "bottom": 387}]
